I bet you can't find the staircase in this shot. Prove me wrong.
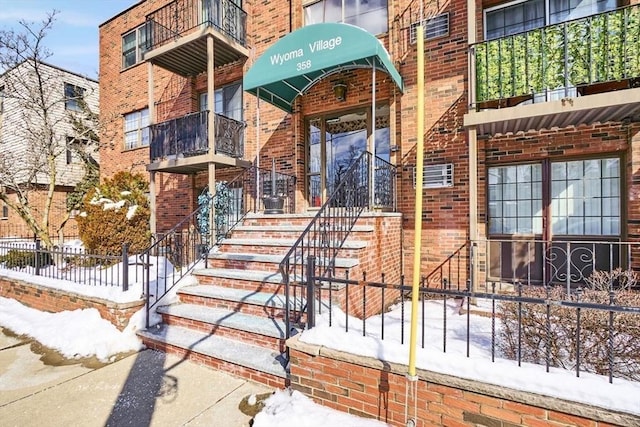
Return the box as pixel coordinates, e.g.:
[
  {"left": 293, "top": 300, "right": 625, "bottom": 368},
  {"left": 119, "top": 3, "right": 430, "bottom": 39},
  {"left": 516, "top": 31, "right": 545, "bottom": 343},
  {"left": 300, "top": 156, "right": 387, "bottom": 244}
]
[{"left": 137, "top": 212, "right": 379, "bottom": 388}]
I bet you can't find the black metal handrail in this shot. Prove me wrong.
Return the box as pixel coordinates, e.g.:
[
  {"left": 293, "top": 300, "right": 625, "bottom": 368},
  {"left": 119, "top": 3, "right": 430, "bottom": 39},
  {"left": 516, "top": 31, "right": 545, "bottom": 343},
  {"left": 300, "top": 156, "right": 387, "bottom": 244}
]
[
  {"left": 374, "top": 156, "right": 396, "bottom": 210},
  {"left": 149, "top": 111, "right": 245, "bottom": 161},
  {"left": 424, "top": 242, "right": 470, "bottom": 289},
  {"left": 142, "top": 167, "right": 250, "bottom": 327},
  {"left": 146, "top": 0, "right": 247, "bottom": 50},
  {"left": 472, "top": 4, "right": 640, "bottom": 108},
  {"left": 279, "top": 151, "right": 372, "bottom": 338}
]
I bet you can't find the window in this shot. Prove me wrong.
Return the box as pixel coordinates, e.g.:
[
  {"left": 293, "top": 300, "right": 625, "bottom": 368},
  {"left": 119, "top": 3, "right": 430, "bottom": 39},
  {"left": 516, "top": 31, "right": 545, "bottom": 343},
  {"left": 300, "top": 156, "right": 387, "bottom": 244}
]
[
  {"left": 1, "top": 204, "right": 7, "bottom": 219},
  {"left": 304, "top": 0, "right": 388, "bottom": 35},
  {"left": 488, "top": 158, "right": 620, "bottom": 237},
  {"left": 199, "top": 82, "right": 243, "bottom": 121},
  {"left": 488, "top": 164, "right": 543, "bottom": 234},
  {"left": 124, "top": 109, "right": 150, "bottom": 150},
  {"left": 122, "top": 23, "right": 150, "bottom": 68},
  {"left": 551, "top": 159, "right": 620, "bottom": 235},
  {"left": 484, "top": 0, "right": 616, "bottom": 39},
  {"left": 64, "top": 83, "right": 85, "bottom": 112},
  {"left": 0, "top": 85, "right": 4, "bottom": 113},
  {"left": 66, "top": 137, "right": 89, "bottom": 164}
]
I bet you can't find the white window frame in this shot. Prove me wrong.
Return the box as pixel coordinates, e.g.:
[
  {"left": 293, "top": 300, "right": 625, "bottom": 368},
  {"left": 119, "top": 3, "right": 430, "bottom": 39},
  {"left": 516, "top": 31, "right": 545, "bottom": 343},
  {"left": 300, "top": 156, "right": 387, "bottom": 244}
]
[
  {"left": 124, "top": 109, "right": 150, "bottom": 150},
  {"left": 303, "top": 0, "right": 389, "bottom": 35},
  {"left": 122, "top": 23, "right": 149, "bottom": 69},
  {"left": 199, "top": 81, "right": 243, "bottom": 121}
]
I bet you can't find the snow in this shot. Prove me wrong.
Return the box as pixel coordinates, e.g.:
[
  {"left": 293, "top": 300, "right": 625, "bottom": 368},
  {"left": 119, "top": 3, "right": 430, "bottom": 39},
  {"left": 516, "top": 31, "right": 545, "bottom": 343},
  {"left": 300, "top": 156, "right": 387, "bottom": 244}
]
[
  {"left": 253, "top": 389, "right": 389, "bottom": 427},
  {"left": 299, "top": 300, "right": 640, "bottom": 416},
  {"left": 0, "top": 297, "right": 144, "bottom": 362},
  {"left": 126, "top": 205, "right": 138, "bottom": 220}
]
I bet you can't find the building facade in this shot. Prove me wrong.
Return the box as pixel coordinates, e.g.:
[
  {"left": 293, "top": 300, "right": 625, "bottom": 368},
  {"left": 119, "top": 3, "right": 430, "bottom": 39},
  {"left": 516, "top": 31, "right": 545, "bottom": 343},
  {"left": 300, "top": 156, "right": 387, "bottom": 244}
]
[
  {"left": 99, "top": 0, "right": 640, "bottom": 289},
  {"left": 0, "top": 61, "right": 99, "bottom": 238}
]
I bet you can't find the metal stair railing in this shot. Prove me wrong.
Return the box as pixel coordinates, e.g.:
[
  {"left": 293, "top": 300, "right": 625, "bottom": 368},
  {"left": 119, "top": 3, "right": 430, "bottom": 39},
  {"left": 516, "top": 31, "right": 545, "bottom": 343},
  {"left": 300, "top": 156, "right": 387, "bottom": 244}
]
[
  {"left": 142, "top": 167, "right": 252, "bottom": 327},
  {"left": 279, "top": 151, "right": 374, "bottom": 338}
]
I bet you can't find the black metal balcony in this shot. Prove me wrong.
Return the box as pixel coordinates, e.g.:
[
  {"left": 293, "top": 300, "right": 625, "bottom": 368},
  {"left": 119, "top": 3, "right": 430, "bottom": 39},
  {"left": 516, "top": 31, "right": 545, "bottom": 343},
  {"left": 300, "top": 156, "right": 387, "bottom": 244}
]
[
  {"left": 150, "top": 111, "right": 245, "bottom": 162},
  {"left": 472, "top": 5, "right": 640, "bottom": 110},
  {"left": 146, "top": 0, "right": 246, "bottom": 50}
]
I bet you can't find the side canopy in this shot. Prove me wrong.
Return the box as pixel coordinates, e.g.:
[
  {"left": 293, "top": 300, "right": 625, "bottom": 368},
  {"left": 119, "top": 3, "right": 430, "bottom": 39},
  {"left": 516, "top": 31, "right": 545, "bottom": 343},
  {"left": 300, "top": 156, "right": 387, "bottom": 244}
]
[{"left": 244, "top": 23, "right": 404, "bottom": 112}]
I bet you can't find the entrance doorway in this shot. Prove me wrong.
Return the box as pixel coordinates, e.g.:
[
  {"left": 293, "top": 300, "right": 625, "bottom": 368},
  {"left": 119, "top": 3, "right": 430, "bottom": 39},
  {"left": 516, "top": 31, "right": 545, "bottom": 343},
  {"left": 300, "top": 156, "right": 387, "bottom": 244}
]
[{"left": 307, "top": 106, "right": 390, "bottom": 208}]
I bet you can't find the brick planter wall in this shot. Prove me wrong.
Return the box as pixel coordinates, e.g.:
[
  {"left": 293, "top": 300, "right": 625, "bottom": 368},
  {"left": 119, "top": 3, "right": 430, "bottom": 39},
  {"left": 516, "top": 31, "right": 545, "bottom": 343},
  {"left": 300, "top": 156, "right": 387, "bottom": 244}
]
[
  {"left": 287, "top": 336, "right": 637, "bottom": 427},
  {"left": 0, "top": 275, "right": 144, "bottom": 330}
]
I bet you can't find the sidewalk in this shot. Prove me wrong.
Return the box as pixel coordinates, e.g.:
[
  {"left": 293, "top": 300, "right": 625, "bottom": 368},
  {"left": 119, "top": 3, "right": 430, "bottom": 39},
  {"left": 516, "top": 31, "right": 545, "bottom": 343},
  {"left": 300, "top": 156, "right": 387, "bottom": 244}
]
[{"left": 0, "top": 332, "right": 273, "bottom": 427}]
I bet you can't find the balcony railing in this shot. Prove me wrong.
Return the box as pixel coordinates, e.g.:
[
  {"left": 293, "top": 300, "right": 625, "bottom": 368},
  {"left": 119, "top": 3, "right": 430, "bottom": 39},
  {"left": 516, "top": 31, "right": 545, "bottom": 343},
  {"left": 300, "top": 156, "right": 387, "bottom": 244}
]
[
  {"left": 472, "top": 5, "right": 640, "bottom": 109},
  {"left": 146, "top": 0, "right": 247, "bottom": 50},
  {"left": 149, "top": 111, "right": 245, "bottom": 161}
]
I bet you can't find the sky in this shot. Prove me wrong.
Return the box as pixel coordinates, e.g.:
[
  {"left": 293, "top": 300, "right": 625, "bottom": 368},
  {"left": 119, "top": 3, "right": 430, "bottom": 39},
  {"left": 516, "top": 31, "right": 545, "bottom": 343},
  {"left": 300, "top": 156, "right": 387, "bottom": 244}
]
[
  {"left": 0, "top": 244, "right": 638, "bottom": 423},
  {"left": 0, "top": 0, "right": 139, "bottom": 79}
]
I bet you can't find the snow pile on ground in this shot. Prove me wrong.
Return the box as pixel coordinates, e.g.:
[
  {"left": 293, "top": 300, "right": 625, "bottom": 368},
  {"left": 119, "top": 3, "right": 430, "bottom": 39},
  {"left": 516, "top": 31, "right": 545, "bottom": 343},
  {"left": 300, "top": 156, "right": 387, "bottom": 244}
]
[
  {"left": 0, "top": 297, "right": 144, "bottom": 362},
  {"left": 252, "top": 389, "right": 389, "bottom": 427}
]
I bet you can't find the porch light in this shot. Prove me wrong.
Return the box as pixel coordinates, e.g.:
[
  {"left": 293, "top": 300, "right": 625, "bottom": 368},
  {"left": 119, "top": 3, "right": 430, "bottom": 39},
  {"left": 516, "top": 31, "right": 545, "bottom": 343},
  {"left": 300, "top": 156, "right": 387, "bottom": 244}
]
[{"left": 333, "top": 82, "right": 347, "bottom": 101}]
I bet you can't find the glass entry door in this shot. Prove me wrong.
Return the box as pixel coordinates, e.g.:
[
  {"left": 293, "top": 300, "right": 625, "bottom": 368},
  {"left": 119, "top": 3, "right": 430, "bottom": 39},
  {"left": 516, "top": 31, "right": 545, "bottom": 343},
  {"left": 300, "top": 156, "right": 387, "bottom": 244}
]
[{"left": 307, "top": 106, "right": 390, "bottom": 208}]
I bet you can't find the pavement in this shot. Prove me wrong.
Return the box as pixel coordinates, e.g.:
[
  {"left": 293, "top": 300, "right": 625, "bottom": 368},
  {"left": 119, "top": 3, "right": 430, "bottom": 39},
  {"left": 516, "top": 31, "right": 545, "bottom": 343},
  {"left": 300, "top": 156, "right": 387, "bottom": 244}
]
[{"left": 0, "top": 331, "right": 274, "bottom": 427}]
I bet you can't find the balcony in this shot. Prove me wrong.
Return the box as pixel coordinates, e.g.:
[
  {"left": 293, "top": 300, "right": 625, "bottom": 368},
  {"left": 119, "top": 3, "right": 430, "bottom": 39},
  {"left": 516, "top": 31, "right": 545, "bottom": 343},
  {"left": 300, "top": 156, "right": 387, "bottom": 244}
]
[
  {"left": 149, "top": 111, "right": 246, "bottom": 173},
  {"left": 144, "top": 0, "right": 248, "bottom": 76},
  {"left": 465, "top": 5, "right": 640, "bottom": 135}
]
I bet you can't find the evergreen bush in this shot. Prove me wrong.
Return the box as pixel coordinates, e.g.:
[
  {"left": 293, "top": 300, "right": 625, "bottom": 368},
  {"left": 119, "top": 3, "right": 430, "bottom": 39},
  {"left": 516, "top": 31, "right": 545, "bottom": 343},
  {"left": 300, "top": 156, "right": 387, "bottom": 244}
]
[{"left": 77, "top": 171, "right": 151, "bottom": 256}]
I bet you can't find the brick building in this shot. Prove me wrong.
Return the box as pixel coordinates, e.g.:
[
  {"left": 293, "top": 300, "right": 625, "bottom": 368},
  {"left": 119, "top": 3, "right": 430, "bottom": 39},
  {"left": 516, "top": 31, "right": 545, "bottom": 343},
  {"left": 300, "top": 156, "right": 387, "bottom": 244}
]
[
  {"left": 99, "top": 0, "right": 640, "bottom": 289},
  {"left": 99, "top": 0, "right": 640, "bottom": 423}
]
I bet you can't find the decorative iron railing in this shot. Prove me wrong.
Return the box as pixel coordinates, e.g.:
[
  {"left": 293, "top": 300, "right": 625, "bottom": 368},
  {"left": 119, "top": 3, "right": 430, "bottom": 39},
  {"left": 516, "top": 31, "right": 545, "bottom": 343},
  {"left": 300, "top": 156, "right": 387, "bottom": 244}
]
[
  {"left": 142, "top": 163, "right": 296, "bottom": 326},
  {"left": 146, "top": 0, "right": 247, "bottom": 50},
  {"left": 279, "top": 151, "right": 373, "bottom": 338},
  {"left": 304, "top": 268, "right": 640, "bottom": 386},
  {"left": 476, "top": 238, "right": 636, "bottom": 293},
  {"left": 424, "top": 242, "right": 469, "bottom": 289},
  {"left": 142, "top": 168, "right": 249, "bottom": 327},
  {"left": 374, "top": 156, "right": 396, "bottom": 210},
  {"left": 472, "top": 5, "right": 640, "bottom": 109},
  {"left": 149, "top": 111, "right": 245, "bottom": 161}
]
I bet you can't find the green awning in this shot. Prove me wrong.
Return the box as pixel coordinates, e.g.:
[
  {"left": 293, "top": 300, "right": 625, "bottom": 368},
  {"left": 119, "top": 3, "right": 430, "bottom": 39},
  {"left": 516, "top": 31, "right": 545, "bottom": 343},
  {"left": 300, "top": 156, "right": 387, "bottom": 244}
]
[{"left": 244, "top": 23, "right": 403, "bottom": 112}]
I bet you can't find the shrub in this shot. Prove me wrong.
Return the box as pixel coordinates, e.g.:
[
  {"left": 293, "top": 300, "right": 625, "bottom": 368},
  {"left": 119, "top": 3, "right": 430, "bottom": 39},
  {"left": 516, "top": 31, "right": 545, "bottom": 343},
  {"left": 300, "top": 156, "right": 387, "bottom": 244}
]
[
  {"left": 76, "top": 171, "right": 151, "bottom": 256},
  {"left": 0, "top": 249, "right": 53, "bottom": 269},
  {"left": 498, "top": 269, "right": 640, "bottom": 381}
]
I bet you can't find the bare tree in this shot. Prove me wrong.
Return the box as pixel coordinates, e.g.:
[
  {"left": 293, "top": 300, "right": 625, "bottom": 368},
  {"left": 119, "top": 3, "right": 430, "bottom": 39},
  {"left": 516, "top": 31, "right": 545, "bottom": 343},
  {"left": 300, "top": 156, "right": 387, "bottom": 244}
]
[{"left": 0, "top": 11, "right": 99, "bottom": 247}]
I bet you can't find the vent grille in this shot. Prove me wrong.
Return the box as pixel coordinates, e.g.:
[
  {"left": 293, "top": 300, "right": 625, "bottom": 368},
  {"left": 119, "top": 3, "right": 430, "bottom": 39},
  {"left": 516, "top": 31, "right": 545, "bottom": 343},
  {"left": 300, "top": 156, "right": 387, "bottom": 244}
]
[
  {"left": 414, "top": 163, "right": 454, "bottom": 189},
  {"left": 410, "top": 13, "right": 449, "bottom": 44}
]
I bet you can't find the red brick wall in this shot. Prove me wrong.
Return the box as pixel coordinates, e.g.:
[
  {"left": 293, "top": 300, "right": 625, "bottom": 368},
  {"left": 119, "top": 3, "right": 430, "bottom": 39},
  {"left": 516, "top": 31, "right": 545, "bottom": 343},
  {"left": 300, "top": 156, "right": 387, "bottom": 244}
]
[
  {"left": 288, "top": 336, "right": 635, "bottom": 427},
  {"left": 0, "top": 276, "right": 144, "bottom": 330},
  {"left": 0, "top": 187, "right": 79, "bottom": 238}
]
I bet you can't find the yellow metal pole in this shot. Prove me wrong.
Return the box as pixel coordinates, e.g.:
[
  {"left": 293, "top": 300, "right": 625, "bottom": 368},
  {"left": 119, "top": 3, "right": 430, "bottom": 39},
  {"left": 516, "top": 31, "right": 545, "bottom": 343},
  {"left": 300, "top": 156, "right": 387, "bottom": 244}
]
[{"left": 408, "top": 24, "right": 425, "bottom": 378}]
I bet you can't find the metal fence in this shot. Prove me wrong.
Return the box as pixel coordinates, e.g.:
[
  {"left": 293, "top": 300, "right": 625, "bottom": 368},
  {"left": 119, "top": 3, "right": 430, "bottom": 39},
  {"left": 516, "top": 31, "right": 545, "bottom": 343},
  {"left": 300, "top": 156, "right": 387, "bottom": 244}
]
[
  {"left": 306, "top": 260, "right": 640, "bottom": 384},
  {"left": 149, "top": 111, "right": 245, "bottom": 161},
  {"left": 146, "top": 0, "right": 247, "bottom": 49},
  {"left": 0, "top": 240, "right": 135, "bottom": 290}
]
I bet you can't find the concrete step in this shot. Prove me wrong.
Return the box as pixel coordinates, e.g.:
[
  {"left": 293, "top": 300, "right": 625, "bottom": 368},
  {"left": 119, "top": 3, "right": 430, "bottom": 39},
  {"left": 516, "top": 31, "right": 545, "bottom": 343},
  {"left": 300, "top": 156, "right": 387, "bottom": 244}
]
[
  {"left": 177, "top": 284, "right": 308, "bottom": 321},
  {"left": 157, "top": 304, "right": 287, "bottom": 351},
  {"left": 218, "top": 238, "right": 367, "bottom": 257},
  {"left": 208, "top": 252, "right": 359, "bottom": 271},
  {"left": 138, "top": 324, "right": 288, "bottom": 383},
  {"left": 158, "top": 303, "right": 287, "bottom": 338}
]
